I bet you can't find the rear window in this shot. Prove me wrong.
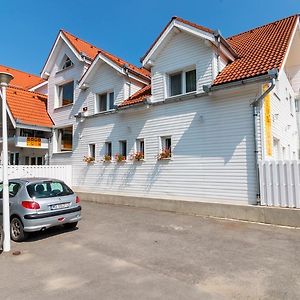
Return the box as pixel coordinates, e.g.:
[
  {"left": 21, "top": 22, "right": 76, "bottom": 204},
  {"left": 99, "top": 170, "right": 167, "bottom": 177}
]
[{"left": 27, "top": 181, "right": 74, "bottom": 199}]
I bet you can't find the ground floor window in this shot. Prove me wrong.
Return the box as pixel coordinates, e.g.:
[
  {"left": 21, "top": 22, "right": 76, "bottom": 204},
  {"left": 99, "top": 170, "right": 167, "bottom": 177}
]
[
  {"left": 158, "top": 136, "right": 172, "bottom": 159},
  {"left": 88, "top": 144, "right": 96, "bottom": 159},
  {"left": 119, "top": 140, "right": 127, "bottom": 157},
  {"left": 25, "top": 156, "right": 44, "bottom": 165},
  {"left": 56, "top": 126, "right": 73, "bottom": 152},
  {"left": 9, "top": 152, "right": 19, "bottom": 165},
  {"left": 105, "top": 142, "right": 112, "bottom": 157}
]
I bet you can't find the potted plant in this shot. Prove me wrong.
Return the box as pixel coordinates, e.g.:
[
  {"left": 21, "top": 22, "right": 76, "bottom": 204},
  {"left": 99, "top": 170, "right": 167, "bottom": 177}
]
[
  {"left": 114, "top": 153, "right": 126, "bottom": 162},
  {"left": 83, "top": 156, "right": 95, "bottom": 163},
  {"left": 102, "top": 154, "right": 112, "bottom": 162},
  {"left": 130, "top": 151, "right": 144, "bottom": 161},
  {"left": 157, "top": 148, "right": 171, "bottom": 160}
]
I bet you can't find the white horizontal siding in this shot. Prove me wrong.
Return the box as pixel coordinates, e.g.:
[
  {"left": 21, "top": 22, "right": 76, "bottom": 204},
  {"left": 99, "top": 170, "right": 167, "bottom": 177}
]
[
  {"left": 151, "top": 31, "right": 213, "bottom": 102},
  {"left": 47, "top": 42, "right": 86, "bottom": 127},
  {"left": 71, "top": 86, "right": 258, "bottom": 205},
  {"left": 270, "top": 71, "right": 299, "bottom": 159}
]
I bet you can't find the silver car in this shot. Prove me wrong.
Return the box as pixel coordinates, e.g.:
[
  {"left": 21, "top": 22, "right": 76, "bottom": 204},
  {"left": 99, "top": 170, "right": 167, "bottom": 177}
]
[{"left": 0, "top": 178, "right": 81, "bottom": 242}]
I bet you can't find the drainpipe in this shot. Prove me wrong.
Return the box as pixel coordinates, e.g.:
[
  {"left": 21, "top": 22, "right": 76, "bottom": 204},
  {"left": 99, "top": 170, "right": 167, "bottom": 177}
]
[{"left": 250, "top": 69, "right": 278, "bottom": 203}]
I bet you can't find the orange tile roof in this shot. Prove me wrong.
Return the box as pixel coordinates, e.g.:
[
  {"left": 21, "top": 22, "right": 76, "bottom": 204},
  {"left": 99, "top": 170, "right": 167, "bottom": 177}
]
[
  {"left": 6, "top": 87, "right": 53, "bottom": 127},
  {"left": 214, "top": 15, "right": 298, "bottom": 86},
  {"left": 119, "top": 85, "right": 151, "bottom": 107},
  {"left": 0, "top": 65, "right": 45, "bottom": 90},
  {"left": 62, "top": 30, "right": 150, "bottom": 79}
]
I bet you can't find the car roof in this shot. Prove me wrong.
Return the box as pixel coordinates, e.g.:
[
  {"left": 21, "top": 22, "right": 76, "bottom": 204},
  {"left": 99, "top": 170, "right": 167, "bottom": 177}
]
[{"left": 8, "top": 177, "right": 64, "bottom": 184}]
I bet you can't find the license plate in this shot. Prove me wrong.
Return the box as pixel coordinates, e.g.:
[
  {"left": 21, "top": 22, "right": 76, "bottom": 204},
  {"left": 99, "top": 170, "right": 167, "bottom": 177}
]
[{"left": 50, "top": 203, "right": 70, "bottom": 210}]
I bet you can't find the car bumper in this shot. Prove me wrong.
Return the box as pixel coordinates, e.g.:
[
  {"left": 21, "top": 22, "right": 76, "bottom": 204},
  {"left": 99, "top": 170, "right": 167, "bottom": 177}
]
[{"left": 22, "top": 206, "right": 82, "bottom": 232}]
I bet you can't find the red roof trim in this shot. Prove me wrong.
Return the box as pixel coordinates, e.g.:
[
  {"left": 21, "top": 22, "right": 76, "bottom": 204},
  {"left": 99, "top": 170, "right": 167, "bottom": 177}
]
[
  {"left": 119, "top": 85, "right": 151, "bottom": 108},
  {"left": 61, "top": 30, "right": 150, "bottom": 81}
]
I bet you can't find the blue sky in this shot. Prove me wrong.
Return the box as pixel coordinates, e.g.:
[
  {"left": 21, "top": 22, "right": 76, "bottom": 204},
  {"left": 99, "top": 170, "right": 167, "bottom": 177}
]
[{"left": 2, "top": 0, "right": 300, "bottom": 75}]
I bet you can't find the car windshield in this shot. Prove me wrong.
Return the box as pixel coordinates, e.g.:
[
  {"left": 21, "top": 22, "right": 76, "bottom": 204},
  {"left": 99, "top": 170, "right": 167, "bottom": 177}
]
[{"left": 27, "top": 181, "right": 74, "bottom": 199}]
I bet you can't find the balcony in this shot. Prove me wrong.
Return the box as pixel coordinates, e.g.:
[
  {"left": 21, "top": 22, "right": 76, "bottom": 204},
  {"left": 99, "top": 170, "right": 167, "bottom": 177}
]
[{"left": 13, "top": 136, "right": 49, "bottom": 149}]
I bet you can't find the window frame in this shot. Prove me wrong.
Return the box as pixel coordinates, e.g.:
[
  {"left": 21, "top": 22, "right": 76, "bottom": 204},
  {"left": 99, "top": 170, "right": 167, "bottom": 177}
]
[
  {"left": 62, "top": 56, "right": 74, "bottom": 70},
  {"left": 56, "top": 81, "right": 74, "bottom": 108},
  {"left": 105, "top": 142, "right": 112, "bottom": 157},
  {"left": 95, "top": 90, "right": 115, "bottom": 113},
  {"left": 88, "top": 143, "right": 96, "bottom": 159},
  {"left": 168, "top": 67, "right": 196, "bottom": 97},
  {"left": 119, "top": 140, "right": 127, "bottom": 159},
  {"left": 159, "top": 136, "right": 172, "bottom": 159},
  {"left": 55, "top": 126, "right": 73, "bottom": 153}
]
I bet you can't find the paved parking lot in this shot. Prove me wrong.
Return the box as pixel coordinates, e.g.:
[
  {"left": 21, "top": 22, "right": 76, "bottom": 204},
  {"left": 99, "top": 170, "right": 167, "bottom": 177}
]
[{"left": 1, "top": 201, "right": 300, "bottom": 299}]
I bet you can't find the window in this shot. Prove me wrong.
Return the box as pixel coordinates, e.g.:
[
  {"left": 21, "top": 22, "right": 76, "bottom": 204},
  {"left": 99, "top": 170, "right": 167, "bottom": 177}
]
[
  {"left": 26, "top": 181, "right": 73, "bottom": 199},
  {"left": 57, "top": 126, "right": 73, "bottom": 152},
  {"left": 96, "top": 91, "right": 115, "bottom": 113},
  {"left": 186, "top": 70, "right": 196, "bottom": 93},
  {"left": 62, "top": 56, "right": 73, "bottom": 70},
  {"left": 37, "top": 157, "right": 43, "bottom": 165},
  {"left": 159, "top": 136, "right": 172, "bottom": 159},
  {"left": 88, "top": 144, "right": 96, "bottom": 159},
  {"left": 136, "top": 139, "right": 145, "bottom": 154},
  {"left": 170, "top": 73, "right": 182, "bottom": 96},
  {"left": 9, "top": 152, "right": 19, "bottom": 165},
  {"left": 105, "top": 142, "right": 112, "bottom": 157},
  {"left": 0, "top": 182, "right": 21, "bottom": 198},
  {"left": 169, "top": 68, "right": 196, "bottom": 96},
  {"left": 58, "top": 81, "right": 74, "bottom": 106},
  {"left": 119, "top": 140, "right": 127, "bottom": 158}
]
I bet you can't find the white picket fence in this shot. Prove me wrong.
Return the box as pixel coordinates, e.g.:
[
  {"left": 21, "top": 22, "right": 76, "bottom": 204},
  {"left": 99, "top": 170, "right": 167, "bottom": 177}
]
[
  {"left": 0, "top": 165, "right": 72, "bottom": 187},
  {"left": 259, "top": 160, "right": 300, "bottom": 208}
]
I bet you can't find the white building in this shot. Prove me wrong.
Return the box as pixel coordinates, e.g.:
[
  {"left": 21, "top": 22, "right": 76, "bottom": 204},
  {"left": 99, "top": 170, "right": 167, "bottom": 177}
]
[
  {"left": 0, "top": 65, "right": 52, "bottom": 165},
  {"left": 37, "top": 15, "right": 300, "bottom": 205}
]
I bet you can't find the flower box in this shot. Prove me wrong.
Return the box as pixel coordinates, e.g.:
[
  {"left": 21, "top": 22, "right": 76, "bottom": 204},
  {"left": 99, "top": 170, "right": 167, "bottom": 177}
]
[
  {"left": 114, "top": 153, "right": 126, "bottom": 162},
  {"left": 157, "top": 148, "right": 171, "bottom": 160},
  {"left": 102, "top": 155, "right": 112, "bottom": 162},
  {"left": 130, "top": 152, "right": 144, "bottom": 161},
  {"left": 83, "top": 156, "right": 95, "bottom": 163}
]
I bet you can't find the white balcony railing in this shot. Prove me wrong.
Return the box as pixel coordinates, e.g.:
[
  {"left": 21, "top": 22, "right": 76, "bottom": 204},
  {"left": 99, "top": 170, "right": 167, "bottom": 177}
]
[{"left": 14, "top": 136, "right": 49, "bottom": 149}]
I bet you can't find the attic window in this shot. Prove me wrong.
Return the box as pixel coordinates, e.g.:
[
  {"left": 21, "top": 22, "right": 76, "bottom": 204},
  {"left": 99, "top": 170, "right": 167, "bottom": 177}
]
[
  {"left": 62, "top": 56, "right": 73, "bottom": 70},
  {"left": 169, "top": 68, "right": 196, "bottom": 97}
]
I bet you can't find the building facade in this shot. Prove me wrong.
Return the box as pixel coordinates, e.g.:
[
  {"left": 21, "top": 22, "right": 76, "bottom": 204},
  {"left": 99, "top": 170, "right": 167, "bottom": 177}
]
[{"left": 4, "top": 15, "right": 300, "bottom": 205}]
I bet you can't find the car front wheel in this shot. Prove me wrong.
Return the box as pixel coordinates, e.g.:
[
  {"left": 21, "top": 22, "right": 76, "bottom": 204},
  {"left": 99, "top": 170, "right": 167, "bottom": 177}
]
[{"left": 10, "top": 217, "right": 28, "bottom": 242}]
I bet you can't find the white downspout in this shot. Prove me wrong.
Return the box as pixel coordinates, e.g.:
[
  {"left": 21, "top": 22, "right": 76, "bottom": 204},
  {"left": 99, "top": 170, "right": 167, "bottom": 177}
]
[{"left": 250, "top": 69, "right": 278, "bottom": 203}]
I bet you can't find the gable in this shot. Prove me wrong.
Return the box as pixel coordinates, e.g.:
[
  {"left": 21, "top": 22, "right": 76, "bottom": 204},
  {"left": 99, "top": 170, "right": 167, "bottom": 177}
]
[
  {"left": 154, "top": 31, "right": 213, "bottom": 71},
  {"left": 48, "top": 40, "right": 83, "bottom": 76}
]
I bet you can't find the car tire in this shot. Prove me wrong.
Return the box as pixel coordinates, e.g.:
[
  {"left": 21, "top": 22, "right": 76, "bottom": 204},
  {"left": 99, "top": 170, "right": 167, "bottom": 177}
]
[
  {"left": 10, "top": 217, "right": 29, "bottom": 242},
  {"left": 63, "top": 222, "right": 78, "bottom": 229}
]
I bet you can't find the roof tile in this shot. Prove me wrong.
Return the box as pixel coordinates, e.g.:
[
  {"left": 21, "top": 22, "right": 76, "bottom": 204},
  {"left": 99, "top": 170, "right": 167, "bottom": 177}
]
[
  {"left": 62, "top": 30, "right": 150, "bottom": 79},
  {"left": 6, "top": 87, "right": 53, "bottom": 127},
  {"left": 214, "top": 15, "right": 298, "bottom": 86},
  {"left": 119, "top": 85, "right": 151, "bottom": 107},
  {"left": 0, "top": 65, "right": 45, "bottom": 90}
]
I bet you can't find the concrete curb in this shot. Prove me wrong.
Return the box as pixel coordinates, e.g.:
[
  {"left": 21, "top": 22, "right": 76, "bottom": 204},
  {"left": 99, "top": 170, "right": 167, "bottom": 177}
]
[{"left": 76, "top": 191, "right": 300, "bottom": 228}]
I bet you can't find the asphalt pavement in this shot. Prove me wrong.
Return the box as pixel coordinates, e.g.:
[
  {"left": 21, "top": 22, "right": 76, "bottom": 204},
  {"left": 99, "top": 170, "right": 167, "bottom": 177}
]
[{"left": 1, "top": 201, "right": 300, "bottom": 299}]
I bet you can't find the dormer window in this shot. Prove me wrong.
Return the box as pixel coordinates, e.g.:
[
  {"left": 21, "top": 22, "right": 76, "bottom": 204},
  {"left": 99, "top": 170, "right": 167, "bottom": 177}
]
[
  {"left": 169, "top": 69, "right": 196, "bottom": 97},
  {"left": 61, "top": 56, "right": 73, "bottom": 70}
]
